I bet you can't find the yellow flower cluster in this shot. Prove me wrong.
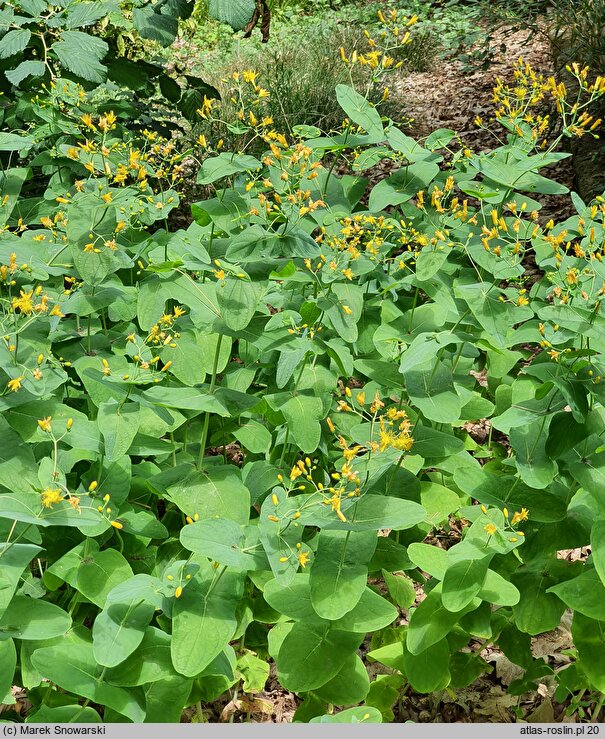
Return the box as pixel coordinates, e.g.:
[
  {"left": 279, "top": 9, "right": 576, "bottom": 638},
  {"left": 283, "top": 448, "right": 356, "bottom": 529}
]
[
  {"left": 339, "top": 8, "right": 417, "bottom": 98},
  {"left": 11, "top": 285, "right": 63, "bottom": 318},
  {"left": 316, "top": 215, "right": 396, "bottom": 268},
  {"left": 3, "top": 349, "right": 51, "bottom": 394},
  {"left": 481, "top": 505, "right": 528, "bottom": 543},
  {"left": 489, "top": 58, "right": 605, "bottom": 145},
  {"left": 95, "top": 490, "right": 123, "bottom": 529},
  {"left": 332, "top": 387, "right": 414, "bottom": 457}
]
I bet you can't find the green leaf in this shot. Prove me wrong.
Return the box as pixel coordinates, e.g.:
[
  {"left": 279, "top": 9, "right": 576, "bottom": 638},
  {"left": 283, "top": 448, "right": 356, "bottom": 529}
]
[
  {"left": 442, "top": 557, "right": 490, "bottom": 612},
  {"left": 52, "top": 31, "right": 108, "bottom": 83},
  {"left": 166, "top": 466, "right": 250, "bottom": 524},
  {"left": 479, "top": 569, "right": 520, "bottom": 606},
  {"left": 105, "top": 627, "right": 178, "bottom": 687},
  {"left": 0, "top": 639, "right": 16, "bottom": 700},
  {"left": 92, "top": 576, "right": 159, "bottom": 668},
  {"left": 512, "top": 566, "right": 570, "bottom": 635},
  {"left": 0, "top": 491, "right": 102, "bottom": 529},
  {"left": 180, "top": 519, "right": 267, "bottom": 570},
  {"left": 0, "top": 543, "right": 41, "bottom": 618},
  {"left": 572, "top": 613, "right": 605, "bottom": 692},
  {"left": 386, "top": 127, "right": 432, "bottom": 162},
  {"left": 233, "top": 420, "right": 272, "bottom": 454},
  {"left": 403, "top": 638, "right": 451, "bottom": 693},
  {"left": 26, "top": 706, "right": 101, "bottom": 724},
  {"left": 314, "top": 653, "right": 370, "bottom": 705},
  {"left": 171, "top": 566, "right": 242, "bottom": 677},
  {"left": 336, "top": 85, "right": 384, "bottom": 141},
  {"left": 53, "top": 547, "right": 134, "bottom": 608},
  {"left": 509, "top": 416, "right": 557, "bottom": 489},
  {"left": 280, "top": 393, "right": 323, "bottom": 453},
  {"left": 216, "top": 277, "right": 260, "bottom": 331},
  {"left": 425, "top": 128, "right": 456, "bottom": 150},
  {"left": 310, "top": 706, "right": 382, "bottom": 723},
  {"left": 31, "top": 638, "right": 145, "bottom": 722},
  {"left": 5, "top": 60, "right": 45, "bottom": 86},
  {"left": 196, "top": 153, "right": 261, "bottom": 185},
  {"left": 133, "top": 6, "right": 178, "bottom": 46},
  {"left": 405, "top": 361, "right": 462, "bottom": 423},
  {"left": 0, "top": 29, "right": 31, "bottom": 58},
  {"left": 143, "top": 675, "right": 195, "bottom": 723},
  {"left": 66, "top": 2, "right": 114, "bottom": 29},
  {"left": 298, "top": 494, "right": 426, "bottom": 532},
  {"left": 237, "top": 651, "right": 270, "bottom": 694},
  {"left": 408, "top": 543, "right": 447, "bottom": 579},
  {"left": 369, "top": 161, "right": 439, "bottom": 211},
  {"left": 592, "top": 521, "right": 605, "bottom": 587},
  {"left": 310, "top": 530, "right": 377, "bottom": 620},
  {"left": 455, "top": 282, "right": 533, "bottom": 348},
  {"left": 333, "top": 588, "right": 398, "bottom": 632},
  {"left": 97, "top": 400, "right": 140, "bottom": 463},
  {"left": 208, "top": 0, "right": 256, "bottom": 30},
  {"left": 547, "top": 569, "right": 605, "bottom": 621},
  {"left": 0, "top": 597, "right": 71, "bottom": 641},
  {"left": 382, "top": 570, "right": 415, "bottom": 609},
  {"left": 275, "top": 622, "right": 363, "bottom": 693},
  {"left": 159, "top": 333, "right": 207, "bottom": 386},
  {"left": 141, "top": 386, "right": 229, "bottom": 415},
  {"left": 407, "top": 585, "right": 479, "bottom": 655}
]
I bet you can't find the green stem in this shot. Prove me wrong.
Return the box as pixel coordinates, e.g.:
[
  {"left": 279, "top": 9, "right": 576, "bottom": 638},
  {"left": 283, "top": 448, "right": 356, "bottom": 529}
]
[
  {"left": 591, "top": 693, "right": 605, "bottom": 723},
  {"left": 196, "top": 334, "right": 223, "bottom": 471}
]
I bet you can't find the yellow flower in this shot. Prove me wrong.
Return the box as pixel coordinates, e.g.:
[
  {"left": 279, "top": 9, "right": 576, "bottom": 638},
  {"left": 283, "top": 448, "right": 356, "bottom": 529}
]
[
  {"left": 297, "top": 550, "right": 310, "bottom": 568},
  {"left": 484, "top": 523, "right": 497, "bottom": 535},
  {"left": 37, "top": 417, "right": 52, "bottom": 433},
  {"left": 12, "top": 289, "right": 34, "bottom": 315},
  {"left": 41, "top": 487, "right": 63, "bottom": 508},
  {"left": 80, "top": 113, "right": 96, "bottom": 130},
  {"left": 7, "top": 376, "right": 24, "bottom": 392},
  {"left": 50, "top": 304, "right": 64, "bottom": 318},
  {"left": 511, "top": 507, "right": 529, "bottom": 525},
  {"left": 342, "top": 304, "right": 353, "bottom": 315}
]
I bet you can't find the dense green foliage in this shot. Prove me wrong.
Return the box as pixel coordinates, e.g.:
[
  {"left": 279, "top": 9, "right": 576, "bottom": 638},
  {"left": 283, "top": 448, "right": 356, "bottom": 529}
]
[{"left": 1, "top": 1, "right": 605, "bottom": 726}]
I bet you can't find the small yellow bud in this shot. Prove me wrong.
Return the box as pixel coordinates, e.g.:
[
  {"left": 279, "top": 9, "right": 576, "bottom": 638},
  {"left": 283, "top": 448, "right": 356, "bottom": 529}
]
[
  {"left": 88, "top": 481, "right": 98, "bottom": 492},
  {"left": 66, "top": 418, "right": 73, "bottom": 431},
  {"left": 175, "top": 586, "right": 183, "bottom": 598}
]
